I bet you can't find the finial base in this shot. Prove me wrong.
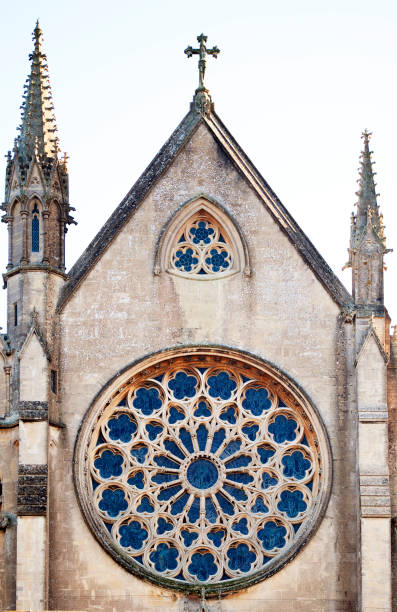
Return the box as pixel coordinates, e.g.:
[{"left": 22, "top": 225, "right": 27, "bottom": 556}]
[{"left": 191, "top": 88, "right": 213, "bottom": 116}]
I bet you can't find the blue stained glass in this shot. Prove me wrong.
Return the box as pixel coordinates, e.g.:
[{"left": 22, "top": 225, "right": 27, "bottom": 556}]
[
  {"left": 232, "top": 518, "right": 249, "bottom": 534},
  {"left": 187, "top": 459, "right": 218, "bottom": 489},
  {"left": 197, "top": 424, "right": 208, "bottom": 451},
  {"left": 175, "top": 248, "right": 199, "bottom": 272},
  {"left": 104, "top": 521, "right": 112, "bottom": 533},
  {"left": 293, "top": 523, "right": 302, "bottom": 533},
  {"left": 158, "top": 485, "right": 182, "bottom": 501},
  {"left": 219, "top": 439, "right": 241, "bottom": 461},
  {"left": 258, "top": 445, "right": 275, "bottom": 464},
  {"left": 151, "top": 473, "right": 178, "bottom": 485},
  {"left": 301, "top": 435, "right": 309, "bottom": 447},
  {"left": 218, "top": 233, "right": 226, "bottom": 243},
  {"left": 215, "top": 492, "right": 235, "bottom": 515},
  {"left": 164, "top": 439, "right": 185, "bottom": 461},
  {"left": 277, "top": 489, "right": 307, "bottom": 518},
  {"left": 127, "top": 471, "right": 144, "bottom": 489},
  {"left": 205, "top": 249, "right": 230, "bottom": 272},
  {"left": 108, "top": 414, "right": 137, "bottom": 443},
  {"left": 205, "top": 497, "right": 218, "bottom": 523},
  {"left": 306, "top": 479, "right": 313, "bottom": 491},
  {"left": 242, "top": 424, "right": 259, "bottom": 441},
  {"left": 32, "top": 215, "right": 39, "bottom": 252},
  {"left": 119, "top": 521, "right": 148, "bottom": 549},
  {"left": 227, "top": 543, "right": 256, "bottom": 573},
  {"left": 137, "top": 496, "right": 154, "bottom": 514},
  {"left": 92, "top": 478, "right": 99, "bottom": 490},
  {"left": 131, "top": 445, "right": 148, "bottom": 464},
  {"left": 168, "top": 406, "right": 185, "bottom": 424},
  {"left": 225, "top": 454, "right": 251, "bottom": 469},
  {"left": 171, "top": 493, "right": 189, "bottom": 516},
  {"left": 145, "top": 423, "right": 163, "bottom": 440},
  {"left": 150, "top": 543, "right": 179, "bottom": 571},
  {"left": 194, "top": 400, "right": 211, "bottom": 418},
  {"left": 181, "top": 530, "right": 199, "bottom": 547},
  {"left": 94, "top": 450, "right": 123, "bottom": 479},
  {"left": 226, "top": 472, "right": 253, "bottom": 484},
  {"left": 208, "top": 529, "right": 225, "bottom": 547},
  {"left": 261, "top": 472, "right": 278, "bottom": 489},
  {"left": 134, "top": 555, "right": 143, "bottom": 564},
  {"left": 154, "top": 455, "right": 180, "bottom": 469},
  {"left": 281, "top": 451, "right": 311, "bottom": 480},
  {"left": 96, "top": 432, "right": 106, "bottom": 445},
  {"left": 223, "top": 484, "right": 247, "bottom": 501},
  {"left": 220, "top": 406, "right": 237, "bottom": 424},
  {"left": 208, "top": 371, "right": 236, "bottom": 400},
  {"left": 268, "top": 415, "right": 298, "bottom": 444},
  {"left": 157, "top": 517, "right": 173, "bottom": 535},
  {"left": 257, "top": 521, "right": 287, "bottom": 550},
  {"left": 210, "top": 428, "right": 226, "bottom": 454},
  {"left": 190, "top": 220, "right": 214, "bottom": 244},
  {"left": 179, "top": 428, "right": 194, "bottom": 454},
  {"left": 99, "top": 488, "right": 128, "bottom": 518},
  {"left": 133, "top": 387, "right": 162, "bottom": 415},
  {"left": 251, "top": 497, "right": 269, "bottom": 514},
  {"left": 242, "top": 388, "right": 272, "bottom": 416},
  {"left": 188, "top": 497, "right": 200, "bottom": 523},
  {"left": 168, "top": 372, "right": 198, "bottom": 399},
  {"left": 116, "top": 397, "right": 127, "bottom": 406},
  {"left": 188, "top": 552, "right": 217, "bottom": 581}
]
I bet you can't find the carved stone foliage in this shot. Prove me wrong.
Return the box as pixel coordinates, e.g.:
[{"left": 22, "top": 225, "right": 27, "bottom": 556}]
[{"left": 74, "top": 348, "right": 331, "bottom": 595}]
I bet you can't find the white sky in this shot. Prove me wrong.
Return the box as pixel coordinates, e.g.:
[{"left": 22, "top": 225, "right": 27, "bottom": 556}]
[{"left": 1, "top": 0, "right": 396, "bottom": 330}]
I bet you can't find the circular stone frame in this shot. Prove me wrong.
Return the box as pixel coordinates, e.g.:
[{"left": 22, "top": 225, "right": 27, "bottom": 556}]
[{"left": 74, "top": 346, "right": 332, "bottom": 596}]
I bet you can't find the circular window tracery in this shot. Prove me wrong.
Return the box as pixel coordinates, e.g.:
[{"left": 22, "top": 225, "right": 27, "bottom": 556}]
[{"left": 74, "top": 349, "right": 331, "bottom": 594}]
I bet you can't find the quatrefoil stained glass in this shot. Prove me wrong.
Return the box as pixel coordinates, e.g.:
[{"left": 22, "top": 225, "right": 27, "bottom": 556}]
[
  {"left": 75, "top": 350, "right": 330, "bottom": 594},
  {"left": 169, "top": 213, "right": 234, "bottom": 277}
]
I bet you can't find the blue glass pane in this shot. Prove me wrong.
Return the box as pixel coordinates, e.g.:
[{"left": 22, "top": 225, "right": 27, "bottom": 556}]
[
  {"left": 194, "top": 400, "right": 211, "bottom": 418},
  {"left": 257, "top": 521, "right": 287, "bottom": 550},
  {"left": 181, "top": 530, "right": 199, "bottom": 547},
  {"left": 130, "top": 445, "right": 148, "bottom": 464},
  {"left": 208, "top": 529, "right": 225, "bottom": 547},
  {"left": 258, "top": 445, "right": 275, "bottom": 464},
  {"left": 32, "top": 215, "right": 39, "bottom": 252},
  {"left": 188, "top": 496, "right": 200, "bottom": 523},
  {"left": 226, "top": 471, "right": 253, "bottom": 484},
  {"left": 226, "top": 543, "right": 256, "bottom": 572},
  {"left": 108, "top": 414, "right": 137, "bottom": 443},
  {"left": 210, "top": 428, "right": 226, "bottom": 454},
  {"left": 277, "top": 489, "right": 307, "bottom": 518},
  {"left": 189, "top": 220, "right": 214, "bottom": 244},
  {"left": 149, "top": 543, "right": 179, "bottom": 572},
  {"left": 251, "top": 496, "right": 269, "bottom": 514},
  {"left": 215, "top": 492, "right": 234, "bottom": 515},
  {"left": 94, "top": 450, "right": 123, "bottom": 479},
  {"left": 205, "top": 496, "right": 218, "bottom": 523},
  {"left": 188, "top": 552, "right": 217, "bottom": 581},
  {"left": 168, "top": 372, "right": 197, "bottom": 399},
  {"left": 154, "top": 455, "right": 180, "bottom": 469},
  {"left": 242, "top": 424, "right": 259, "bottom": 441},
  {"left": 223, "top": 484, "right": 247, "bottom": 501},
  {"left": 133, "top": 387, "right": 162, "bottom": 415},
  {"left": 119, "top": 521, "right": 148, "bottom": 549},
  {"left": 261, "top": 472, "right": 278, "bottom": 489},
  {"left": 225, "top": 454, "right": 251, "bottom": 469},
  {"left": 232, "top": 517, "right": 249, "bottom": 534},
  {"left": 196, "top": 424, "right": 208, "bottom": 452},
  {"left": 268, "top": 415, "right": 297, "bottom": 443},
  {"left": 208, "top": 371, "right": 236, "bottom": 400},
  {"left": 127, "top": 471, "right": 144, "bottom": 489},
  {"left": 145, "top": 422, "right": 163, "bottom": 440},
  {"left": 168, "top": 406, "right": 185, "bottom": 424},
  {"left": 98, "top": 488, "right": 128, "bottom": 518},
  {"left": 179, "top": 428, "right": 194, "bottom": 454},
  {"left": 187, "top": 459, "right": 218, "bottom": 489},
  {"left": 219, "top": 439, "right": 241, "bottom": 461},
  {"left": 136, "top": 496, "right": 154, "bottom": 514},
  {"left": 157, "top": 517, "right": 173, "bottom": 535},
  {"left": 174, "top": 248, "right": 199, "bottom": 272},
  {"left": 281, "top": 450, "right": 311, "bottom": 479},
  {"left": 164, "top": 439, "right": 185, "bottom": 461},
  {"left": 170, "top": 493, "right": 189, "bottom": 516},
  {"left": 158, "top": 485, "right": 182, "bottom": 501},
  {"left": 205, "top": 249, "right": 230, "bottom": 272},
  {"left": 242, "top": 388, "right": 272, "bottom": 416},
  {"left": 220, "top": 406, "right": 237, "bottom": 424},
  {"left": 151, "top": 473, "right": 178, "bottom": 485}
]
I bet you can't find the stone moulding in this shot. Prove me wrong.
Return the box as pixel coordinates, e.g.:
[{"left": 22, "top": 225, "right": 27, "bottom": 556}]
[
  {"left": 74, "top": 345, "right": 332, "bottom": 596},
  {"left": 19, "top": 401, "right": 48, "bottom": 421},
  {"left": 17, "top": 463, "right": 48, "bottom": 515}
]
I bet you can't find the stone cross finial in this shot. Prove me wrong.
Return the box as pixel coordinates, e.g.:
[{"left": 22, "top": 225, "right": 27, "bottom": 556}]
[{"left": 185, "top": 33, "right": 220, "bottom": 91}]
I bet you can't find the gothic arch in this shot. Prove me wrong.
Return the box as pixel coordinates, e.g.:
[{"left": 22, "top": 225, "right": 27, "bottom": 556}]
[{"left": 154, "top": 196, "right": 250, "bottom": 279}]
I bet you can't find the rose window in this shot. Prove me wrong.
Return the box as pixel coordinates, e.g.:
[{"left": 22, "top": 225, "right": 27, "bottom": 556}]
[
  {"left": 169, "top": 213, "right": 234, "bottom": 277},
  {"left": 74, "top": 349, "right": 330, "bottom": 594}
]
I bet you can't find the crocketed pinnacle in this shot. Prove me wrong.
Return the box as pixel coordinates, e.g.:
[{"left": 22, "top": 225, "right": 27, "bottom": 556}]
[{"left": 349, "top": 130, "right": 386, "bottom": 253}]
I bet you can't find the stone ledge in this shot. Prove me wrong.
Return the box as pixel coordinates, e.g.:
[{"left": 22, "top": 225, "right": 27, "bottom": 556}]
[
  {"left": 19, "top": 401, "right": 48, "bottom": 421},
  {"left": 360, "top": 475, "right": 389, "bottom": 486},
  {"left": 361, "top": 507, "right": 391, "bottom": 517},
  {"left": 17, "top": 464, "right": 48, "bottom": 516}
]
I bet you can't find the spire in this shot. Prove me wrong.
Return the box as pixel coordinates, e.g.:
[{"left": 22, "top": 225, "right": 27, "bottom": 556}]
[{"left": 17, "top": 20, "right": 58, "bottom": 165}]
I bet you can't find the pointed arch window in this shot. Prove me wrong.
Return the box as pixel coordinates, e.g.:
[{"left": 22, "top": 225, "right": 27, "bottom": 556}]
[
  {"left": 32, "top": 203, "right": 40, "bottom": 252},
  {"left": 156, "top": 197, "right": 250, "bottom": 279}
]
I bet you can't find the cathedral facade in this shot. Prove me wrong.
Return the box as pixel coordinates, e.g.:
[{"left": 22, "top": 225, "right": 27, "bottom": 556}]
[{"left": 0, "top": 24, "right": 396, "bottom": 612}]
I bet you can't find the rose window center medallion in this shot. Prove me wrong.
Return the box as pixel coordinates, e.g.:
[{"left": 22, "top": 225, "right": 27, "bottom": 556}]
[{"left": 74, "top": 349, "right": 331, "bottom": 595}]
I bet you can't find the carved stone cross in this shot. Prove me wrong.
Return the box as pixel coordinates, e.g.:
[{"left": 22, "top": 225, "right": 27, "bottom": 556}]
[{"left": 184, "top": 33, "right": 220, "bottom": 90}]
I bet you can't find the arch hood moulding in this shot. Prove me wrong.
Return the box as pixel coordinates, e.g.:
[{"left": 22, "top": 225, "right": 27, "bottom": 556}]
[{"left": 57, "top": 106, "right": 353, "bottom": 313}]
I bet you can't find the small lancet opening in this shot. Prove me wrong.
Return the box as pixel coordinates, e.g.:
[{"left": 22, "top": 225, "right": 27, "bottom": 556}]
[{"left": 32, "top": 203, "right": 40, "bottom": 252}]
